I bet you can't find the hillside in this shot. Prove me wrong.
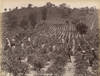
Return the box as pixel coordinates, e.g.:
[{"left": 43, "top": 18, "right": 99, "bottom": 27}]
[
  {"left": 2, "top": 4, "right": 98, "bottom": 37},
  {"left": 1, "top": 3, "right": 99, "bottom": 76}
]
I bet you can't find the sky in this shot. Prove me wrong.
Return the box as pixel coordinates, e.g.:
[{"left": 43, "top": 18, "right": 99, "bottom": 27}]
[{"left": 0, "top": 0, "right": 100, "bottom": 12}]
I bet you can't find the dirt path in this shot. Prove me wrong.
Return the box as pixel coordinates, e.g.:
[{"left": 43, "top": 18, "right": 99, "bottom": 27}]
[
  {"left": 64, "top": 38, "right": 76, "bottom": 76},
  {"left": 63, "top": 56, "right": 76, "bottom": 76}
]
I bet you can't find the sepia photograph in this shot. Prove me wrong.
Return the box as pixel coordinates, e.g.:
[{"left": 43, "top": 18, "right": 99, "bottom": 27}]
[{"left": 0, "top": 0, "right": 100, "bottom": 76}]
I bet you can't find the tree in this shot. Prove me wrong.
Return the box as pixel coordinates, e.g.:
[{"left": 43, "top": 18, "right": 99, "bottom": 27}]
[
  {"left": 76, "top": 22, "right": 88, "bottom": 35},
  {"left": 15, "top": 7, "right": 18, "bottom": 10},
  {"left": 46, "top": 2, "right": 53, "bottom": 7},
  {"left": 4, "top": 8, "right": 7, "bottom": 12},
  {"left": 9, "top": 8, "right": 11, "bottom": 11},
  {"left": 59, "top": 3, "right": 66, "bottom": 9},
  {"left": 28, "top": 4, "right": 32, "bottom": 8}
]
